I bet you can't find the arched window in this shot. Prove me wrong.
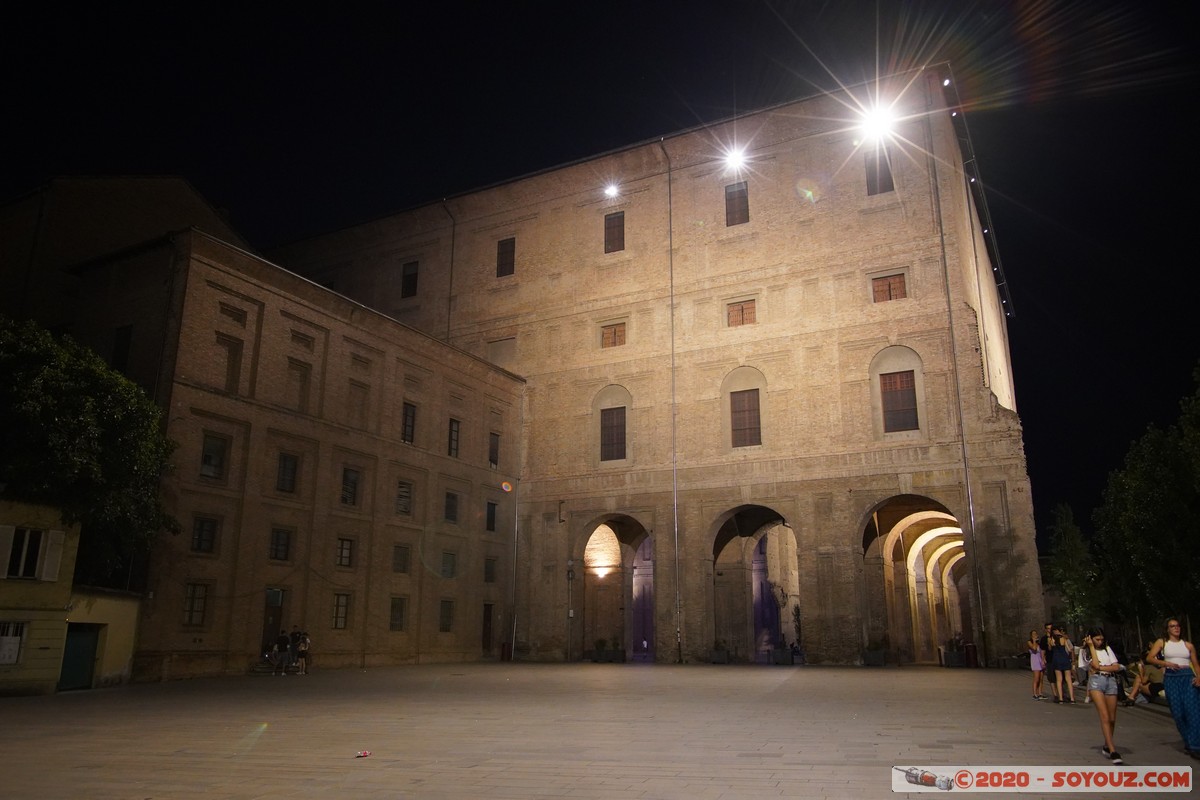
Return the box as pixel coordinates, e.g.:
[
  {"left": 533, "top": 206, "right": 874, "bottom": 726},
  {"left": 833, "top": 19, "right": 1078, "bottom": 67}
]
[
  {"left": 592, "top": 385, "right": 633, "bottom": 465},
  {"left": 720, "top": 367, "right": 768, "bottom": 450},
  {"left": 868, "top": 346, "right": 926, "bottom": 439}
]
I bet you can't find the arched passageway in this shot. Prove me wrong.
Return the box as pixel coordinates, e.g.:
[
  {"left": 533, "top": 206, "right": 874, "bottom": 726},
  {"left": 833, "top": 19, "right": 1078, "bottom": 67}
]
[
  {"left": 575, "top": 515, "right": 653, "bottom": 661},
  {"left": 711, "top": 505, "right": 800, "bottom": 663},
  {"left": 861, "top": 494, "right": 970, "bottom": 664}
]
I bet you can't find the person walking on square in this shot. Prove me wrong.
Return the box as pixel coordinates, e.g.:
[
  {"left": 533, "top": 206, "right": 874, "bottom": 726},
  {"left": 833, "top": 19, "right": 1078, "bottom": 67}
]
[
  {"left": 272, "top": 629, "right": 290, "bottom": 675},
  {"left": 1146, "top": 618, "right": 1200, "bottom": 758},
  {"left": 1084, "top": 629, "right": 1124, "bottom": 764},
  {"left": 289, "top": 625, "right": 302, "bottom": 670},
  {"left": 297, "top": 631, "right": 311, "bottom": 675},
  {"left": 1027, "top": 629, "right": 1047, "bottom": 700}
]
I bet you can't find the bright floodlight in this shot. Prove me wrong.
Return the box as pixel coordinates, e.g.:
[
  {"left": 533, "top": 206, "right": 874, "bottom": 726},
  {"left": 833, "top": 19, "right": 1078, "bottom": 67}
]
[
  {"left": 859, "top": 106, "right": 896, "bottom": 141},
  {"left": 604, "top": 184, "right": 618, "bottom": 198},
  {"left": 725, "top": 147, "right": 746, "bottom": 169}
]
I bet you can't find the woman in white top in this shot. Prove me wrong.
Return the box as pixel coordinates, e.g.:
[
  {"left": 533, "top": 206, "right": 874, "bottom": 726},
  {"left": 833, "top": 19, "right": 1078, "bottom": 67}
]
[
  {"left": 1146, "top": 618, "right": 1200, "bottom": 758},
  {"left": 1084, "top": 629, "right": 1124, "bottom": 764}
]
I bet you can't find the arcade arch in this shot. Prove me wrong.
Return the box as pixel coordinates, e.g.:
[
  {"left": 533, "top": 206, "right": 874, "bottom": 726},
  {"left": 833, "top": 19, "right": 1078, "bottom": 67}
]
[
  {"left": 711, "top": 505, "right": 800, "bottom": 662},
  {"left": 574, "top": 514, "right": 654, "bottom": 661},
  {"left": 861, "top": 494, "right": 970, "bottom": 664}
]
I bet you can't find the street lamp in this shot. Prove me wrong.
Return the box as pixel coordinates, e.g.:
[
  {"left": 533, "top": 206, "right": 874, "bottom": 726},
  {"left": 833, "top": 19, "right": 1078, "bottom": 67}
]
[{"left": 858, "top": 105, "right": 896, "bottom": 142}]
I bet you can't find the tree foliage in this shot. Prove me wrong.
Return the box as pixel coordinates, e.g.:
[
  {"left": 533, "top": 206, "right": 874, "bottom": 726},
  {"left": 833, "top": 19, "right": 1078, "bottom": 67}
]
[
  {"left": 0, "top": 316, "right": 177, "bottom": 585},
  {"left": 1093, "top": 369, "right": 1200, "bottom": 625},
  {"left": 1045, "top": 503, "right": 1096, "bottom": 628}
]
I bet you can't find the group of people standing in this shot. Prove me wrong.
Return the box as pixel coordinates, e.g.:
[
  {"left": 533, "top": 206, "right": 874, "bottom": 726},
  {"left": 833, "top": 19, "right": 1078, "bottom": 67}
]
[
  {"left": 1028, "top": 623, "right": 1078, "bottom": 704},
  {"left": 272, "top": 626, "right": 312, "bottom": 675},
  {"left": 1025, "top": 618, "right": 1200, "bottom": 762}
]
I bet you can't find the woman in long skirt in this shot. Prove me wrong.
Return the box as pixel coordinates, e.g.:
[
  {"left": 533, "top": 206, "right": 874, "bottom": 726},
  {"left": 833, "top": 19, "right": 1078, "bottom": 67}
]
[{"left": 1147, "top": 618, "right": 1200, "bottom": 758}]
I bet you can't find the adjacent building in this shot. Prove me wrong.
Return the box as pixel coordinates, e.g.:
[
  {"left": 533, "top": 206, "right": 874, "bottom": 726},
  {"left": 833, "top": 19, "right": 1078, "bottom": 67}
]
[{"left": 3, "top": 180, "right": 523, "bottom": 681}]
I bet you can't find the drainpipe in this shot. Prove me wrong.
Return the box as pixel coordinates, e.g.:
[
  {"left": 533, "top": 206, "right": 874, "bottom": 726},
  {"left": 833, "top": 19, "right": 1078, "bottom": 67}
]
[{"left": 657, "top": 138, "right": 683, "bottom": 664}]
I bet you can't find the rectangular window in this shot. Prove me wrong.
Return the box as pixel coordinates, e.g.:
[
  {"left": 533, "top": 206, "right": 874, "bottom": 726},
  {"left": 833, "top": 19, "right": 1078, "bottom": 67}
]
[
  {"left": 444, "top": 491, "right": 459, "bottom": 523},
  {"left": 400, "top": 261, "right": 419, "bottom": 298},
  {"left": 336, "top": 537, "right": 354, "bottom": 568},
  {"left": 496, "top": 237, "right": 515, "bottom": 277},
  {"left": 333, "top": 593, "right": 350, "bottom": 629},
  {"left": 0, "top": 622, "right": 27, "bottom": 666},
  {"left": 881, "top": 370, "right": 919, "bottom": 432},
  {"left": 394, "top": 480, "right": 413, "bottom": 515},
  {"left": 348, "top": 381, "right": 369, "bottom": 428},
  {"left": 200, "top": 434, "right": 228, "bottom": 479},
  {"left": 269, "top": 528, "right": 291, "bottom": 561},
  {"left": 401, "top": 402, "right": 417, "bottom": 444},
  {"left": 392, "top": 544, "right": 411, "bottom": 574},
  {"left": 276, "top": 453, "right": 299, "bottom": 493},
  {"left": 389, "top": 596, "right": 408, "bottom": 631},
  {"left": 447, "top": 418, "right": 460, "bottom": 457},
  {"left": 726, "top": 300, "right": 756, "bottom": 327},
  {"left": 486, "top": 501, "right": 498, "bottom": 532},
  {"left": 725, "top": 181, "right": 749, "bottom": 226},
  {"left": 216, "top": 333, "right": 243, "bottom": 394},
  {"left": 191, "top": 517, "right": 218, "bottom": 554},
  {"left": 866, "top": 147, "right": 895, "bottom": 195},
  {"left": 441, "top": 551, "right": 457, "bottom": 579},
  {"left": 604, "top": 211, "right": 625, "bottom": 253},
  {"left": 438, "top": 599, "right": 455, "bottom": 632},
  {"left": 731, "top": 388, "right": 762, "bottom": 447},
  {"left": 484, "top": 557, "right": 497, "bottom": 583},
  {"left": 871, "top": 273, "right": 907, "bottom": 302},
  {"left": 601, "top": 322, "right": 626, "bottom": 348},
  {"left": 488, "top": 432, "right": 500, "bottom": 469},
  {"left": 341, "top": 468, "right": 360, "bottom": 506},
  {"left": 600, "top": 406, "right": 627, "bottom": 461},
  {"left": 5, "top": 528, "right": 43, "bottom": 578},
  {"left": 287, "top": 359, "right": 311, "bottom": 413},
  {"left": 183, "top": 583, "right": 208, "bottom": 626}
]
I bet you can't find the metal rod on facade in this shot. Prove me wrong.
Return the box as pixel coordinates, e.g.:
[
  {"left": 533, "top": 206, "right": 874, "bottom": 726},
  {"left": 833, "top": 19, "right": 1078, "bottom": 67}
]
[
  {"left": 927, "top": 65, "right": 988, "bottom": 665},
  {"left": 658, "top": 138, "right": 683, "bottom": 664}
]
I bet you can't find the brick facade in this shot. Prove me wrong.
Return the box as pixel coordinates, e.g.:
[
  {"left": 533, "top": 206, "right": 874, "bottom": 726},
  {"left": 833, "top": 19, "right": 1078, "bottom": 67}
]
[{"left": 273, "top": 70, "right": 1041, "bottom": 665}]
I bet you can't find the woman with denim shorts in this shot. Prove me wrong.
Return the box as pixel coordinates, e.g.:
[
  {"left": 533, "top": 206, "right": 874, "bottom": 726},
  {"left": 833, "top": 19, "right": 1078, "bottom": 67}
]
[
  {"left": 1084, "top": 628, "right": 1124, "bottom": 764},
  {"left": 1147, "top": 618, "right": 1200, "bottom": 758}
]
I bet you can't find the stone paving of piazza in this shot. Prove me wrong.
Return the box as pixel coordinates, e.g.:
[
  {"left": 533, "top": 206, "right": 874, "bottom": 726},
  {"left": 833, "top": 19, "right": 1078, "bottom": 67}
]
[{"left": 0, "top": 662, "right": 1193, "bottom": 799}]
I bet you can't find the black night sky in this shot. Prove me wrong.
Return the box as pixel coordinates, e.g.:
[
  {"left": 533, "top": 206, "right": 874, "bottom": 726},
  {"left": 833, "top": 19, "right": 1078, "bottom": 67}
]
[{"left": 5, "top": 1, "right": 1197, "bottom": 548}]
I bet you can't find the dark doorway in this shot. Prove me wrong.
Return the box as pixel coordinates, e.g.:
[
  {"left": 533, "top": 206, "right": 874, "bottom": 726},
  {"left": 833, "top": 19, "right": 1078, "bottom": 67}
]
[
  {"left": 630, "top": 538, "right": 654, "bottom": 661},
  {"left": 58, "top": 623, "right": 101, "bottom": 691},
  {"left": 261, "top": 588, "right": 286, "bottom": 656},
  {"left": 482, "top": 603, "right": 494, "bottom": 654}
]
